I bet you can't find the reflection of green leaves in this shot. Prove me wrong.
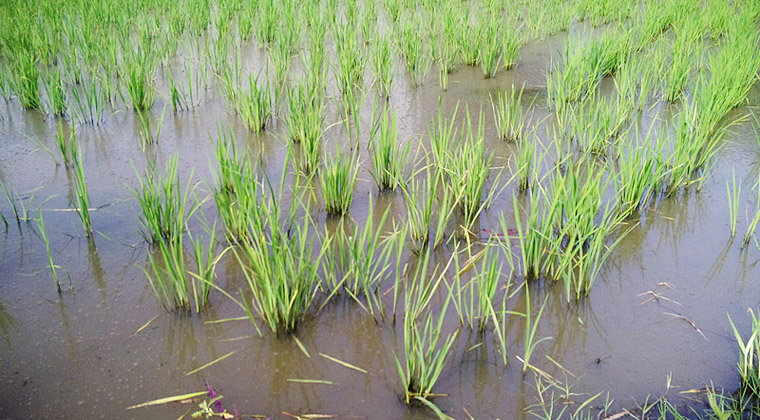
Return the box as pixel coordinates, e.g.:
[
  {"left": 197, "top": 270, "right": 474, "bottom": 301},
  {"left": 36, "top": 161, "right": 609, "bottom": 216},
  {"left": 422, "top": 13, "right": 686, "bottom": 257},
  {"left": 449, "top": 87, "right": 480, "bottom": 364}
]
[
  {"left": 522, "top": 287, "right": 551, "bottom": 374},
  {"left": 35, "top": 209, "right": 61, "bottom": 293},
  {"left": 0, "top": 301, "right": 15, "bottom": 339}
]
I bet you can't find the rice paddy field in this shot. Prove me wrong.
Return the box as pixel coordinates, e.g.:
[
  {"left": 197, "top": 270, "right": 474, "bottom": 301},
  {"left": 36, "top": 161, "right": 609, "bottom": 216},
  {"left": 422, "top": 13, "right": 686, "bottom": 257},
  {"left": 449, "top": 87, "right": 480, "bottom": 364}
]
[{"left": 2, "top": 0, "right": 760, "bottom": 418}]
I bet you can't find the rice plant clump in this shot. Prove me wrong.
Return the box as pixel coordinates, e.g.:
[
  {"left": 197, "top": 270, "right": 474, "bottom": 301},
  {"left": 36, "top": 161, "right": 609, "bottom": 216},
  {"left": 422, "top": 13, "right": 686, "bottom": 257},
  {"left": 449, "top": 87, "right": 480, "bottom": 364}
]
[
  {"left": 369, "top": 106, "right": 409, "bottom": 191},
  {"left": 319, "top": 151, "right": 359, "bottom": 216},
  {"left": 144, "top": 230, "right": 223, "bottom": 313},
  {"left": 130, "top": 154, "right": 201, "bottom": 244}
]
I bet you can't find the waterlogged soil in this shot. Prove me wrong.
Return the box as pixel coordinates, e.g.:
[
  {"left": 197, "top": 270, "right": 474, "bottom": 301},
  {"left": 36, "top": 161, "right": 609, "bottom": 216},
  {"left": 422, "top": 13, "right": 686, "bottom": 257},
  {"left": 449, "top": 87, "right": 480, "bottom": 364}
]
[{"left": 2, "top": 28, "right": 760, "bottom": 420}]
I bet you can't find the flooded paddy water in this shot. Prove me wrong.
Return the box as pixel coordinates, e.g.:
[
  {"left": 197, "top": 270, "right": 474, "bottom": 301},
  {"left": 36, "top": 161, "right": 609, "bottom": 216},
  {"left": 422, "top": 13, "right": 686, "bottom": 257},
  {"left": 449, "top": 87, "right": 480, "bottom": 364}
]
[{"left": 1, "top": 0, "right": 760, "bottom": 419}]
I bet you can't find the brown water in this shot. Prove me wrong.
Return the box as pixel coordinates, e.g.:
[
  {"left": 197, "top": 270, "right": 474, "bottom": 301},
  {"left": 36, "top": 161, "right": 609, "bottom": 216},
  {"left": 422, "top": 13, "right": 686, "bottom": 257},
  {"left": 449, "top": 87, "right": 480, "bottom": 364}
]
[{"left": 1, "top": 28, "right": 760, "bottom": 420}]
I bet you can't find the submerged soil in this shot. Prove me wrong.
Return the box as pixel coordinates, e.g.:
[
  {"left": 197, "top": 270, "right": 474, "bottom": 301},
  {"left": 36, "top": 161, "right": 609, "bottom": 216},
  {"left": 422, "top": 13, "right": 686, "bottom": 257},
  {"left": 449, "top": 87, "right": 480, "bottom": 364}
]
[{"left": 1, "top": 27, "right": 760, "bottom": 420}]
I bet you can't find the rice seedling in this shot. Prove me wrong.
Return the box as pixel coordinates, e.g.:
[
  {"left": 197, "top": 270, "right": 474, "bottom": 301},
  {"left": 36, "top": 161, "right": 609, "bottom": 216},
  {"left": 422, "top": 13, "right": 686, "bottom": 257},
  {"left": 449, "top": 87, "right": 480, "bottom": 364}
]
[
  {"left": 520, "top": 286, "right": 550, "bottom": 374},
  {"left": 463, "top": 244, "right": 506, "bottom": 333},
  {"left": 256, "top": 0, "right": 278, "bottom": 44},
  {"left": 10, "top": 52, "right": 41, "bottom": 110},
  {"left": 514, "top": 134, "right": 538, "bottom": 192},
  {"left": 383, "top": 0, "right": 402, "bottom": 23},
  {"left": 234, "top": 74, "right": 272, "bottom": 133},
  {"left": 144, "top": 228, "right": 222, "bottom": 313},
  {"left": 325, "top": 197, "right": 395, "bottom": 320},
  {"left": 458, "top": 19, "right": 481, "bottom": 67},
  {"left": 368, "top": 105, "right": 409, "bottom": 192},
  {"left": 187, "top": 229, "right": 226, "bottom": 312},
  {"left": 267, "top": 36, "right": 292, "bottom": 89},
  {"left": 727, "top": 169, "right": 742, "bottom": 239},
  {"left": 337, "top": 80, "right": 365, "bottom": 142},
  {"left": 432, "top": 181, "right": 457, "bottom": 249},
  {"left": 55, "top": 121, "right": 75, "bottom": 168},
  {"left": 664, "top": 100, "right": 736, "bottom": 195},
  {"left": 561, "top": 206, "right": 630, "bottom": 301},
  {"left": 634, "top": 2, "right": 670, "bottom": 50},
  {"left": 401, "top": 164, "right": 437, "bottom": 253},
  {"left": 34, "top": 209, "right": 61, "bottom": 294},
  {"left": 286, "top": 80, "right": 325, "bottom": 145},
  {"left": 123, "top": 50, "right": 156, "bottom": 111},
  {"left": 612, "top": 133, "right": 667, "bottom": 218},
  {"left": 303, "top": 28, "right": 327, "bottom": 88},
  {"left": 42, "top": 68, "right": 66, "bottom": 117},
  {"left": 432, "top": 7, "right": 458, "bottom": 87},
  {"left": 427, "top": 101, "right": 462, "bottom": 174},
  {"left": 319, "top": 151, "right": 359, "bottom": 216},
  {"left": 359, "top": 2, "right": 376, "bottom": 43},
  {"left": 0, "top": 65, "right": 11, "bottom": 102},
  {"left": 130, "top": 154, "right": 201, "bottom": 244},
  {"left": 211, "top": 127, "right": 266, "bottom": 244},
  {"left": 396, "top": 15, "right": 431, "bottom": 87},
  {"left": 68, "top": 76, "right": 105, "bottom": 125},
  {"left": 502, "top": 29, "right": 520, "bottom": 70},
  {"left": 512, "top": 189, "right": 557, "bottom": 280},
  {"left": 743, "top": 177, "right": 760, "bottom": 249},
  {"left": 728, "top": 309, "right": 760, "bottom": 394},
  {"left": 491, "top": 84, "right": 527, "bottom": 142},
  {"left": 663, "top": 33, "right": 694, "bottom": 103},
  {"left": 479, "top": 16, "right": 501, "bottom": 79},
  {"left": 234, "top": 208, "right": 328, "bottom": 335},
  {"left": 569, "top": 95, "right": 616, "bottom": 156},
  {"left": 447, "top": 111, "right": 496, "bottom": 229},
  {"left": 335, "top": 23, "right": 365, "bottom": 93},
  {"left": 0, "top": 181, "right": 39, "bottom": 225},
  {"left": 166, "top": 70, "right": 188, "bottom": 113},
  {"left": 71, "top": 147, "right": 92, "bottom": 236},
  {"left": 370, "top": 33, "right": 395, "bottom": 98},
  {"left": 394, "top": 250, "right": 458, "bottom": 403}
]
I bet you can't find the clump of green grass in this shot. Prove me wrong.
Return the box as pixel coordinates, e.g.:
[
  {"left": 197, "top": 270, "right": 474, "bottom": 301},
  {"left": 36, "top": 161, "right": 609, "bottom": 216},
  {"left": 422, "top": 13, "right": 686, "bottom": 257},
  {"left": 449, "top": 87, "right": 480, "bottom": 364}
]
[
  {"left": 447, "top": 111, "right": 496, "bottom": 229},
  {"left": 370, "top": 33, "right": 395, "bottom": 98},
  {"left": 663, "top": 32, "right": 695, "bottom": 103},
  {"left": 319, "top": 151, "right": 359, "bottom": 216},
  {"left": 130, "top": 154, "right": 201, "bottom": 244},
  {"left": 234, "top": 75, "right": 272, "bottom": 133},
  {"left": 396, "top": 15, "right": 431, "bottom": 87},
  {"left": 729, "top": 309, "right": 760, "bottom": 396},
  {"left": 68, "top": 75, "right": 106, "bottom": 125},
  {"left": 335, "top": 22, "right": 366, "bottom": 94},
  {"left": 491, "top": 84, "right": 527, "bottom": 142},
  {"left": 479, "top": 15, "right": 501, "bottom": 78},
  {"left": 71, "top": 147, "right": 92, "bottom": 236},
  {"left": 286, "top": 81, "right": 325, "bottom": 174},
  {"left": 394, "top": 250, "right": 458, "bottom": 404},
  {"left": 123, "top": 49, "right": 156, "bottom": 111},
  {"left": 42, "top": 68, "right": 66, "bottom": 117},
  {"left": 612, "top": 131, "right": 667, "bottom": 218},
  {"left": 210, "top": 126, "right": 265, "bottom": 245},
  {"left": 145, "top": 230, "right": 223, "bottom": 313},
  {"left": 369, "top": 106, "right": 409, "bottom": 191},
  {"left": 502, "top": 29, "right": 520, "bottom": 70},
  {"left": 401, "top": 164, "right": 437, "bottom": 254},
  {"left": 234, "top": 207, "right": 327, "bottom": 336},
  {"left": 9, "top": 52, "right": 41, "bottom": 110},
  {"left": 325, "top": 197, "right": 394, "bottom": 320},
  {"left": 514, "top": 134, "right": 539, "bottom": 192},
  {"left": 427, "top": 101, "right": 462, "bottom": 174}
]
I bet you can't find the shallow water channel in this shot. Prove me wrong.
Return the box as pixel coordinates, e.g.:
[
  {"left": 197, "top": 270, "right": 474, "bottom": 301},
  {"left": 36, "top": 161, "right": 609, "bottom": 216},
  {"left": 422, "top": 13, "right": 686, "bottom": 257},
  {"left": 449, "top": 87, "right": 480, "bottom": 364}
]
[{"left": 1, "top": 28, "right": 760, "bottom": 420}]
